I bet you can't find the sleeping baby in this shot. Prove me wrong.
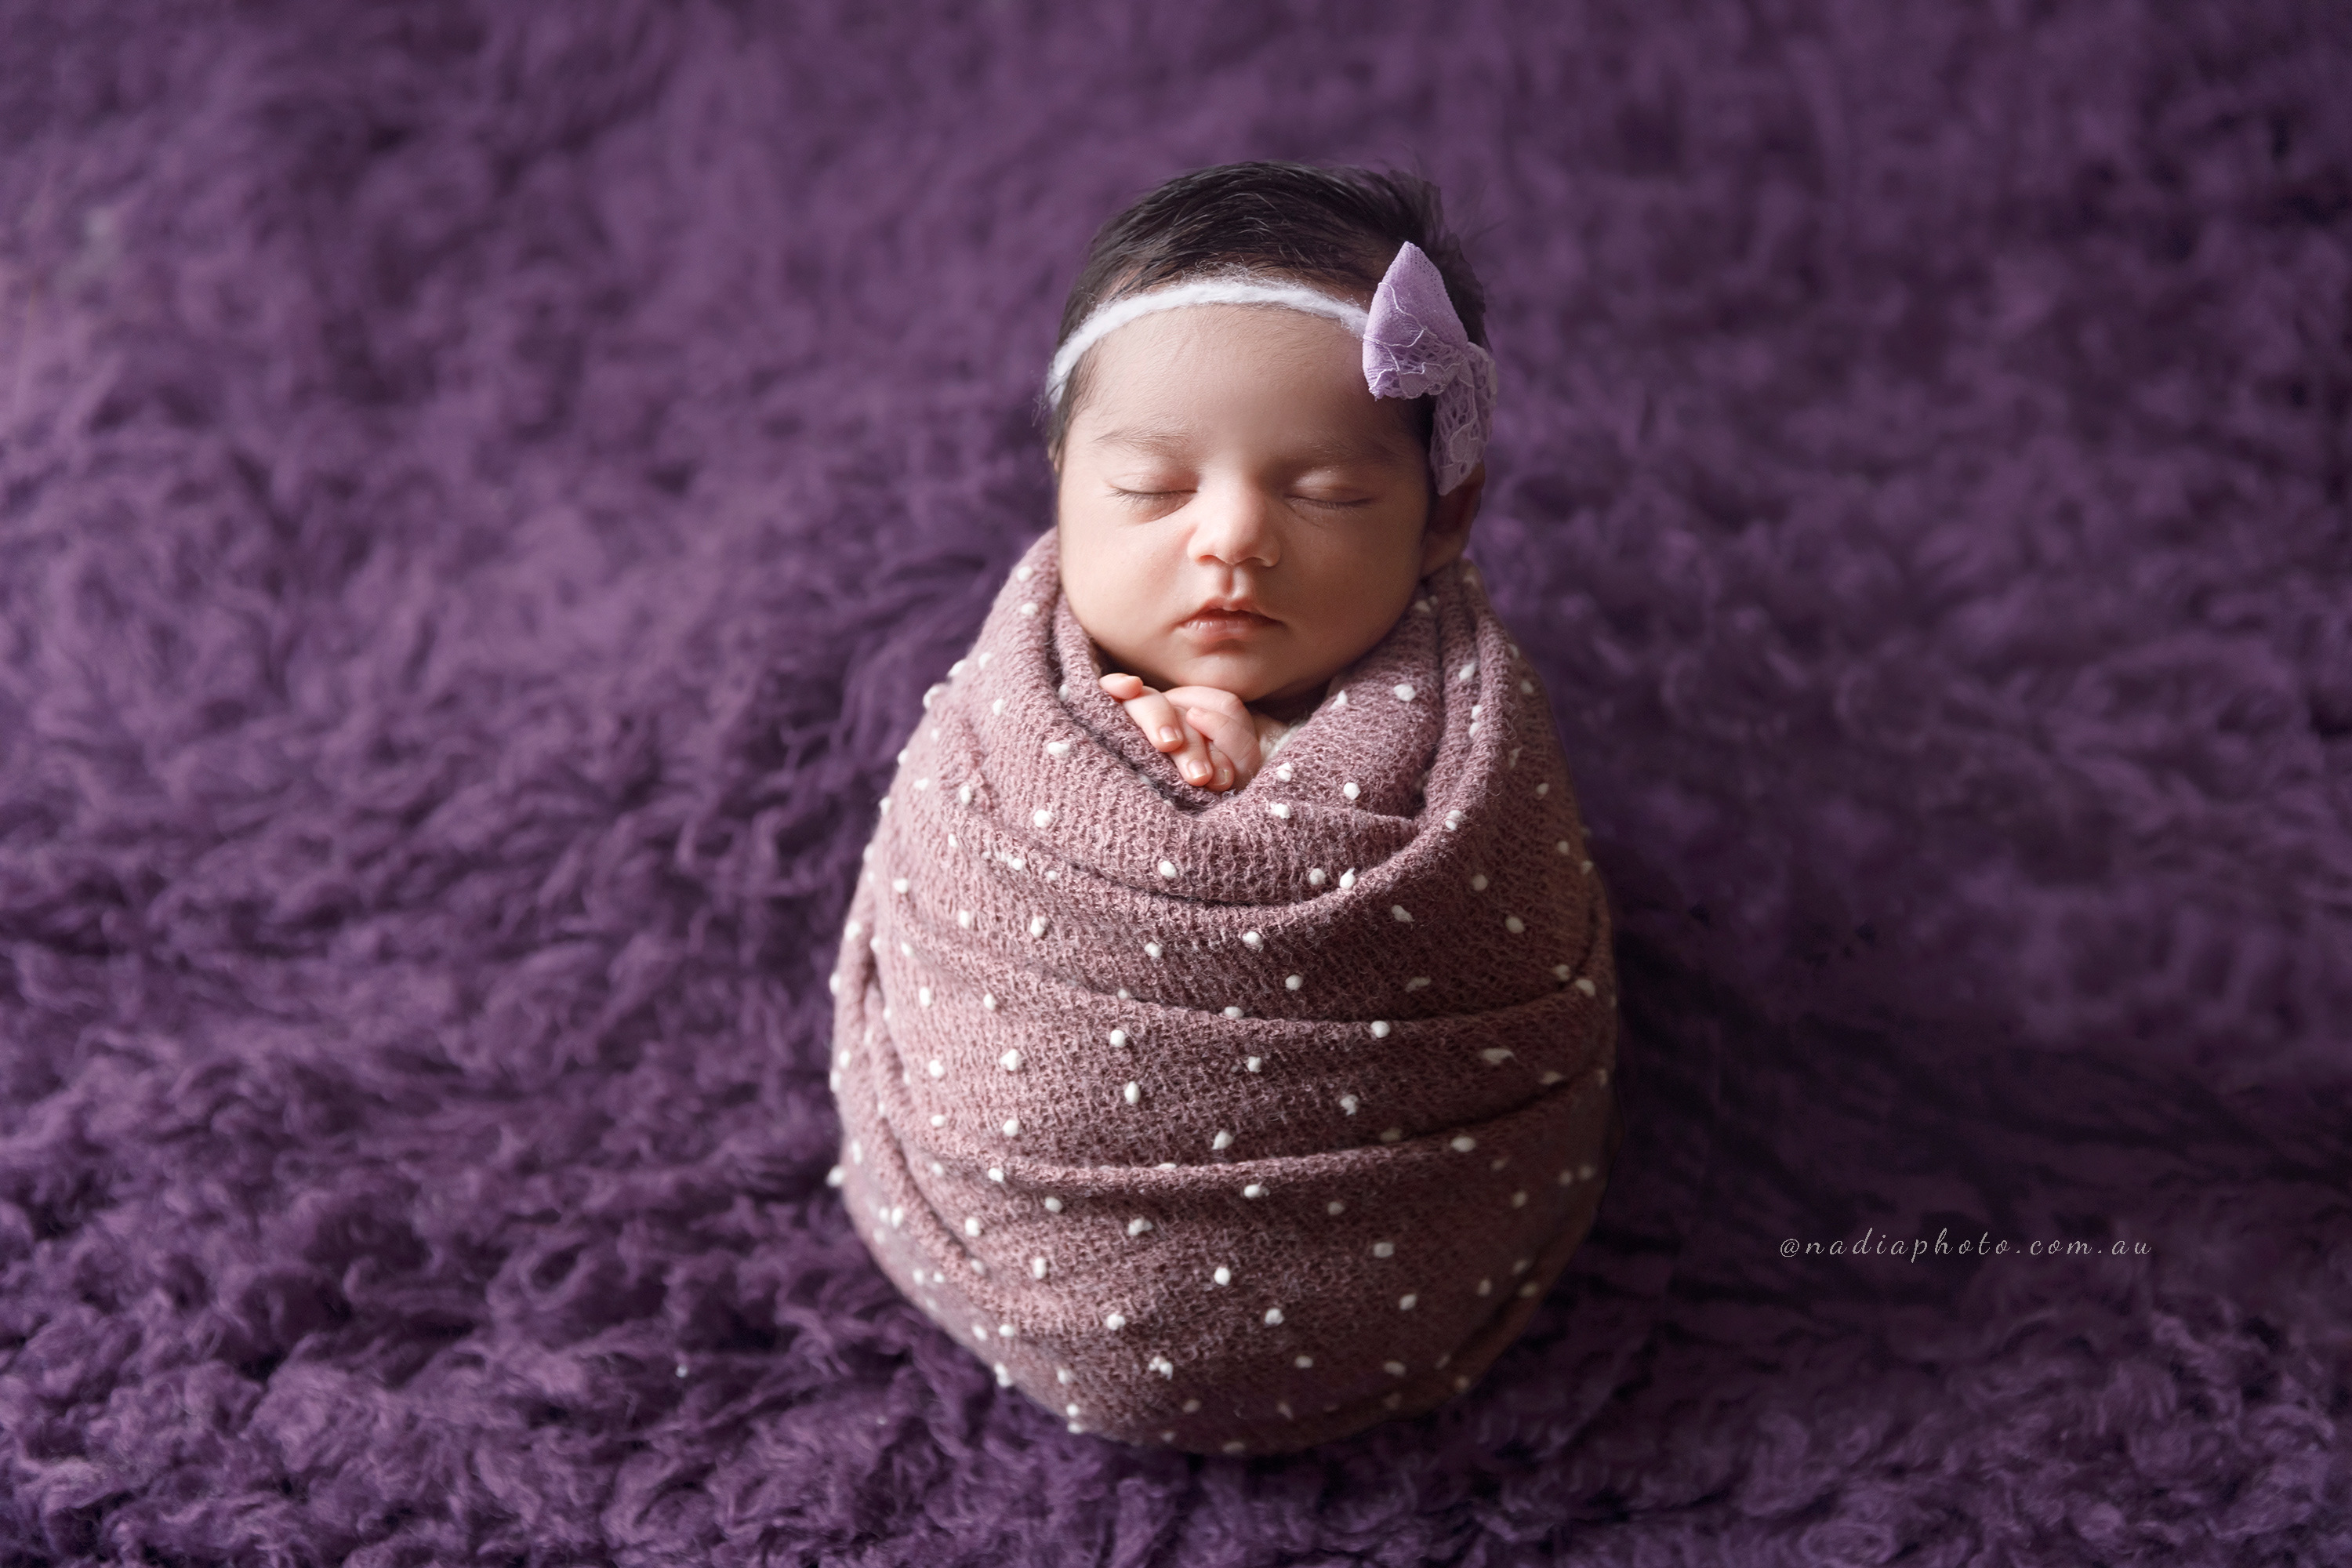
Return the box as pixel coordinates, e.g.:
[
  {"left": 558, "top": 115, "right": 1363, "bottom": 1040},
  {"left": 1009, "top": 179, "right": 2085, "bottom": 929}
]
[{"left": 828, "top": 161, "right": 1620, "bottom": 1454}]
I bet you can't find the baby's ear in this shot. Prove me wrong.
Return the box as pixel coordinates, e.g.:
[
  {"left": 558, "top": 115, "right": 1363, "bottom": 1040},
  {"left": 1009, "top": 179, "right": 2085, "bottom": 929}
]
[{"left": 1419, "top": 464, "right": 1485, "bottom": 574}]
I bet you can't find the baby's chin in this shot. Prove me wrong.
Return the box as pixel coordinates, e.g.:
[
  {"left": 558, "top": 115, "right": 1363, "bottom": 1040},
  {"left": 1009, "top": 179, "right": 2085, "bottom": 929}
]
[
  {"left": 1151, "top": 647, "right": 1290, "bottom": 697},
  {"left": 1162, "top": 652, "right": 1343, "bottom": 715}
]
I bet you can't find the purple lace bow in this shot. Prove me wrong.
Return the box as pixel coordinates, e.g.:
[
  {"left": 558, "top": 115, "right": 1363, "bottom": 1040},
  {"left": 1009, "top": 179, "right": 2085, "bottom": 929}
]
[{"left": 1363, "top": 241, "right": 1498, "bottom": 495}]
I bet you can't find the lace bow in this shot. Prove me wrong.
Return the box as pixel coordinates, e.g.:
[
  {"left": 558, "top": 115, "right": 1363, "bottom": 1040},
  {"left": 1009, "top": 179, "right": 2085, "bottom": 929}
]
[{"left": 1362, "top": 241, "right": 1498, "bottom": 496}]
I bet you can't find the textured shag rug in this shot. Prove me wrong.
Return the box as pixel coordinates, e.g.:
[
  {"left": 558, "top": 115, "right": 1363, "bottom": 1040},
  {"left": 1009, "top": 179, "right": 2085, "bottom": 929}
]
[{"left": 2, "top": 2, "right": 2347, "bottom": 1563}]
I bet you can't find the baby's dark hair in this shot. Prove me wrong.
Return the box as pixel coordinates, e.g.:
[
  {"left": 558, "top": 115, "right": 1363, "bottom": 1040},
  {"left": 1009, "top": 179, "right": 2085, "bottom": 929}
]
[{"left": 1043, "top": 161, "right": 1488, "bottom": 464}]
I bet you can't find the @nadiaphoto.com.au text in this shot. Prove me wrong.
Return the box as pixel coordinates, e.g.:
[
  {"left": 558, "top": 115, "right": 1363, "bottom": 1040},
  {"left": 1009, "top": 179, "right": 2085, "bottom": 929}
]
[{"left": 1781, "top": 1227, "right": 2152, "bottom": 1261}]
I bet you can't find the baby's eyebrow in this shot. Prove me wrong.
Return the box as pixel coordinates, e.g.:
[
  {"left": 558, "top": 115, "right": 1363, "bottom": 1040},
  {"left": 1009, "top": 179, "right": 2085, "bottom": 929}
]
[{"left": 1094, "top": 425, "right": 1195, "bottom": 458}]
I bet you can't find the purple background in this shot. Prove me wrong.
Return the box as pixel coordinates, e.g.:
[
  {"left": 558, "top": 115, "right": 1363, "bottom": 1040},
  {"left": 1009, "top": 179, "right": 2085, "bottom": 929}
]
[{"left": 3, "top": 2, "right": 2347, "bottom": 1563}]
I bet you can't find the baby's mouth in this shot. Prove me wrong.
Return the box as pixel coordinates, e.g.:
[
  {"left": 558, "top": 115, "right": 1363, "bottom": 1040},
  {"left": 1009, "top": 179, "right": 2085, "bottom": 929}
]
[{"left": 1177, "top": 608, "right": 1276, "bottom": 638}]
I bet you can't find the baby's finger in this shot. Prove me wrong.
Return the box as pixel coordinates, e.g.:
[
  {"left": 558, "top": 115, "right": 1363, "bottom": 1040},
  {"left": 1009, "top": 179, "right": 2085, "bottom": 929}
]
[
  {"left": 1156, "top": 718, "right": 1230, "bottom": 789},
  {"left": 1171, "top": 728, "right": 1221, "bottom": 789},
  {"left": 1161, "top": 691, "right": 1261, "bottom": 786},
  {"left": 1178, "top": 710, "right": 1260, "bottom": 786},
  {"left": 1143, "top": 710, "right": 1220, "bottom": 789},
  {"left": 1101, "top": 679, "right": 1191, "bottom": 754}
]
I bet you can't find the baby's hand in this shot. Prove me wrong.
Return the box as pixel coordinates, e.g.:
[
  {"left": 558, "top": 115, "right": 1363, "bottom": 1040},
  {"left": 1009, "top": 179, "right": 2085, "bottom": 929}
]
[{"left": 1099, "top": 673, "right": 1283, "bottom": 792}]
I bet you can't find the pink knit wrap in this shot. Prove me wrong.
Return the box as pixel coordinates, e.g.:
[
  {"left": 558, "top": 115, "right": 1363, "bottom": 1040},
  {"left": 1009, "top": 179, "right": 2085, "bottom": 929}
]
[{"left": 826, "top": 528, "right": 1619, "bottom": 1454}]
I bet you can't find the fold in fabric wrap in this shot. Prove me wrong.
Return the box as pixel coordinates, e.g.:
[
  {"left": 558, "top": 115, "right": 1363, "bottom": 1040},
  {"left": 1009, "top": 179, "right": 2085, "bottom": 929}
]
[{"left": 827, "top": 529, "right": 1620, "bottom": 1454}]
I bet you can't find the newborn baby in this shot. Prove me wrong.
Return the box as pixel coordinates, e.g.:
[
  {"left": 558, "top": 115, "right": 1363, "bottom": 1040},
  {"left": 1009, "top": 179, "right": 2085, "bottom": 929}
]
[{"left": 829, "top": 161, "right": 1618, "bottom": 1454}]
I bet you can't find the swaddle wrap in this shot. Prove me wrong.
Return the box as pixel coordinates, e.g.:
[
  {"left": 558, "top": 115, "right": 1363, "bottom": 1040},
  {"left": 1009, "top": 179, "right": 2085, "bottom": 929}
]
[{"left": 826, "top": 528, "right": 1619, "bottom": 1454}]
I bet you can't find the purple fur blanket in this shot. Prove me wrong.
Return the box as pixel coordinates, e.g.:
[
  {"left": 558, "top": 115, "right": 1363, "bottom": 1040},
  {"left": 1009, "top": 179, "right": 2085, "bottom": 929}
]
[
  {"left": 2, "top": 2, "right": 2347, "bottom": 1563},
  {"left": 830, "top": 532, "right": 1618, "bottom": 1454}
]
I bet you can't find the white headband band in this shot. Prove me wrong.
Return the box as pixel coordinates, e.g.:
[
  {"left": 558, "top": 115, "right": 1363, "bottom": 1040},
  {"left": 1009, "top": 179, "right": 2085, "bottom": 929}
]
[{"left": 1043, "top": 275, "right": 1370, "bottom": 409}]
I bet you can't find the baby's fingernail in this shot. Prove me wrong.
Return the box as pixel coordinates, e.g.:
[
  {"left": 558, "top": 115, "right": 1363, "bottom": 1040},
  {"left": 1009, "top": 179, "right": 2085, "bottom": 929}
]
[
  {"left": 1182, "top": 758, "right": 1207, "bottom": 780},
  {"left": 1159, "top": 727, "right": 1181, "bottom": 745}
]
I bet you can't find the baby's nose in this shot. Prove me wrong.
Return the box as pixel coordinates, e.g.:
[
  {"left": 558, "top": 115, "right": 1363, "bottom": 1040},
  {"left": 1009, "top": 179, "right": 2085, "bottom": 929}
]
[{"left": 1189, "top": 481, "right": 1280, "bottom": 567}]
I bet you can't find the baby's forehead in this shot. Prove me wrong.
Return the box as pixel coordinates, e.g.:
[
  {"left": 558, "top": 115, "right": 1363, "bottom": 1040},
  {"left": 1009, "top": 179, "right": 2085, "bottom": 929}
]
[{"left": 1079, "top": 309, "right": 1421, "bottom": 451}]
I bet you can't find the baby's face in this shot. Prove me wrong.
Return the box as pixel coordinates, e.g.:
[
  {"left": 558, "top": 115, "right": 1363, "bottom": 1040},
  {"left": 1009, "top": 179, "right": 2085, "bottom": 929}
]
[{"left": 1055, "top": 301, "right": 1477, "bottom": 717}]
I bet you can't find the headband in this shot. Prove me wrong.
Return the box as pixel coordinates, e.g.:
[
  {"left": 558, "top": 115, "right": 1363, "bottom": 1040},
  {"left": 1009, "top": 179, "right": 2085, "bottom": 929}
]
[{"left": 1044, "top": 241, "right": 1497, "bottom": 495}]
